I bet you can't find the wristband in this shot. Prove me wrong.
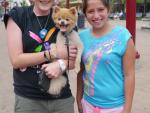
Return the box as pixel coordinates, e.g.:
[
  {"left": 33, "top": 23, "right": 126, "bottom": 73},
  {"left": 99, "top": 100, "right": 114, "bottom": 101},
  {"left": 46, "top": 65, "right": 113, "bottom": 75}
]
[
  {"left": 57, "top": 59, "right": 67, "bottom": 72},
  {"left": 44, "top": 51, "right": 50, "bottom": 62}
]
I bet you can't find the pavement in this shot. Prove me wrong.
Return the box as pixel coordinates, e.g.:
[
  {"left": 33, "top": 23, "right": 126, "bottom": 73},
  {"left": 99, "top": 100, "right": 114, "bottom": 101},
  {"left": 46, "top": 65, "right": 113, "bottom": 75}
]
[{"left": 0, "top": 20, "right": 150, "bottom": 113}]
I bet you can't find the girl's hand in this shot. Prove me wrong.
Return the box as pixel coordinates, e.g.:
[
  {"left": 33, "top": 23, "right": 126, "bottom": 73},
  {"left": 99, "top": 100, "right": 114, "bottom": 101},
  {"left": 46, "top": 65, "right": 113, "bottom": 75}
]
[
  {"left": 41, "top": 62, "right": 62, "bottom": 79},
  {"left": 77, "top": 100, "right": 83, "bottom": 113},
  {"left": 68, "top": 60, "right": 76, "bottom": 70},
  {"left": 122, "top": 109, "right": 131, "bottom": 113},
  {"left": 57, "top": 45, "right": 78, "bottom": 60},
  {"left": 68, "top": 45, "right": 78, "bottom": 61}
]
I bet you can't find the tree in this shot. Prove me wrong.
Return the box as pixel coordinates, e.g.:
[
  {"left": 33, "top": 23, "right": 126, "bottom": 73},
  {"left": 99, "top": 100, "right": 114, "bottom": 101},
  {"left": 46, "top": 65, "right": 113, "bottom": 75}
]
[
  {"left": 20, "top": 0, "right": 28, "bottom": 6},
  {"left": 29, "top": 0, "right": 33, "bottom": 5},
  {"left": 66, "top": 0, "right": 70, "bottom": 8},
  {"left": 1, "top": 0, "right": 9, "bottom": 14},
  {"left": 143, "top": 0, "right": 147, "bottom": 16}
]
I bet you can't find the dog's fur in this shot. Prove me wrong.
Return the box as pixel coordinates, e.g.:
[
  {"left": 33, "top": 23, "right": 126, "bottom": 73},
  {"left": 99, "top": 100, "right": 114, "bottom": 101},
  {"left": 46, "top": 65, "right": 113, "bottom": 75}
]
[{"left": 47, "top": 6, "right": 83, "bottom": 95}]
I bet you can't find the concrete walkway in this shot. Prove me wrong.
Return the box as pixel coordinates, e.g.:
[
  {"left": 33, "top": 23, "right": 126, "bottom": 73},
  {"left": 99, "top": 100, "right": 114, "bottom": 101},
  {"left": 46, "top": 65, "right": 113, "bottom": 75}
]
[{"left": 0, "top": 20, "right": 150, "bottom": 113}]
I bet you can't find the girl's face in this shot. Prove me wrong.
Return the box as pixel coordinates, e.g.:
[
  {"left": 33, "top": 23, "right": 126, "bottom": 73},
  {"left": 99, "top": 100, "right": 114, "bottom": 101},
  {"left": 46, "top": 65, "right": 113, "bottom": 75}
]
[
  {"left": 86, "top": 0, "right": 109, "bottom": 30},
  {"left": 33, "top": 0, "right": 54, "bottom": 15}
]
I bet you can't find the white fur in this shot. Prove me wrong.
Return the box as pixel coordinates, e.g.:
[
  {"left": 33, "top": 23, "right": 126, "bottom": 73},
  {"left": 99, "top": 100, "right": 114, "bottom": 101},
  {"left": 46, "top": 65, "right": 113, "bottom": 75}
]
[
  {"left": 48, "top": 31, "right": 83, "bottom": 95},
  {"left": 56, "top": 31, "right": 83, "bottom": 73},
  {"left": 48, "top": 76, "right": 67, "bottom": 95},
  {"left": 47, "top": 7, "right": 83, "bottom": 96}
]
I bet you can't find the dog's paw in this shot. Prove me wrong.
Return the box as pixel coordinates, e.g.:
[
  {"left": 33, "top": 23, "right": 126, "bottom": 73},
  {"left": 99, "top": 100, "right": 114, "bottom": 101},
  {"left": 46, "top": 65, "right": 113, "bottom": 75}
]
[
  {"left": 74, "top": 61, "right": 80, "bottom": 73},
  {"left": 50, "top": 43, "right": 57, "bottom": 49},
  {"left": 48, "top": 76, "right": 67, "bottom": 95},
  {"left": 50, "top": 44, "right": 57, "bottom": 59},
  {"left": 74, "top": 66, "right": 80, "bottom": 74}
]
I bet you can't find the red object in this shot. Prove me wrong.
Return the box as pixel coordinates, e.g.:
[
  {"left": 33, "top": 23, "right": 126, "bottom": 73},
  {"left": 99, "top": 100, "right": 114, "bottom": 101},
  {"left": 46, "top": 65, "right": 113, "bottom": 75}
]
[{"left": 126, "top": 0, "right": 140, "bottom": 59}]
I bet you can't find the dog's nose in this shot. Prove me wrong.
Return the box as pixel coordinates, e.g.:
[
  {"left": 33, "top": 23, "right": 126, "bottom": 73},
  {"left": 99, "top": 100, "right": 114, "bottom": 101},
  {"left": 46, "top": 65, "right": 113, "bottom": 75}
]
[{"left": 61, "top": 21, "right": 65, "bottom": 26}]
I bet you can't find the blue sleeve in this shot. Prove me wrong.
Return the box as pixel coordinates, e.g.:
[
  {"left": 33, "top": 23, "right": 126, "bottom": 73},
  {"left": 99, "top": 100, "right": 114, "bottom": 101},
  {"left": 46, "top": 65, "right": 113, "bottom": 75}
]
[
  {"left": 120, "top": 27, "right": 132, "bottom": 55},
  {"left": 79, "top": 29, "right": 90, "bottom": 42},
  {"left": 79, "top": 30, "right": 84, "bottom": 42}
]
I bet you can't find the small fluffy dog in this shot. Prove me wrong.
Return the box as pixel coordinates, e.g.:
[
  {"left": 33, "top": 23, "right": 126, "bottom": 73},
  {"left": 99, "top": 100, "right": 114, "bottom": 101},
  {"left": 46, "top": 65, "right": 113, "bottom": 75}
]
[{"left": 47, "top": 6, "right": 83, "bottom": 95}]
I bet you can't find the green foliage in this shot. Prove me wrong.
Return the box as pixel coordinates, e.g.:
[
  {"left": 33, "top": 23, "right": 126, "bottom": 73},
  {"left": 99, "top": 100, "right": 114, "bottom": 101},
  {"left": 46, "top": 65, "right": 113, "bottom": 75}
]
[
  {"left": 20, "top": 0, "right": 28, "bottom": 6},
  {"left": 70, "top": 0, "right": 77, "bottom": 1},
  {"left": 136, "top": 0, "right": 144, "bottom": 3},
  {"left": 59, "top": 0, "right": 66, "bottom": 7},
  {"left": 110, "top": 0, "right": 150, "bottom": 4},
  {"left": 0, "top": 7, "right": 3, "bottom": 15},
  {"left": 59, "top": 0, "right": 83, "bottom": 7}
]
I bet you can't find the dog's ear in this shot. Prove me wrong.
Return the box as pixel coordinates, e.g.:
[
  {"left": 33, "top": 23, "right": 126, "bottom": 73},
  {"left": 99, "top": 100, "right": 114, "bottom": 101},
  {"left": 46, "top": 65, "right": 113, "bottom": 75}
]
[
  {"left": 53, "top": 6, "right": 60, "bottom": 14},
  {"left": 69, "top": 7, "right": 77, "bottom": 16}
]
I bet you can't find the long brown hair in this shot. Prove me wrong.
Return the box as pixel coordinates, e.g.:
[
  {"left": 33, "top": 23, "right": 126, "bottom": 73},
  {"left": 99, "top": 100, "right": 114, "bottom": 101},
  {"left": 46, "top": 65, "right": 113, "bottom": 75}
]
[{"left": 82, "top": 0, "right": 111, "bottom": 16}]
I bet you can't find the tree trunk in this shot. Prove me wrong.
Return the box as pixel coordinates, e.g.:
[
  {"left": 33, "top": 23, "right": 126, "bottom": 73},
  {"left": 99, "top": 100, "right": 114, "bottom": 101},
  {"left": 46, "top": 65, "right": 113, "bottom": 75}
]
[
  {"left": 143, "top": 0, "right": 147, "bottom": 17},
  {"left": 66, "top": 0, "right": 70, "bottom": 8},
  {"left": 119, "top": 0, "right": 122, "bottom": 12}
]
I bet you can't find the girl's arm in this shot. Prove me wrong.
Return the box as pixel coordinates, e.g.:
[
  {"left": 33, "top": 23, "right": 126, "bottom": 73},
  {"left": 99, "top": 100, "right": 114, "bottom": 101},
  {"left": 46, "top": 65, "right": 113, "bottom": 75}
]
[
  {"left": 76, "top": 62, "right": 84, "bottom": 113},
  {"left": 6, "top": 18, "right": 46, "bottom": 69},
  {"left": 6, "top": 18, "right": 77, "bottom": 69},
  {"left": 123, "top": 38, "right": 135, "bottom": 113}
]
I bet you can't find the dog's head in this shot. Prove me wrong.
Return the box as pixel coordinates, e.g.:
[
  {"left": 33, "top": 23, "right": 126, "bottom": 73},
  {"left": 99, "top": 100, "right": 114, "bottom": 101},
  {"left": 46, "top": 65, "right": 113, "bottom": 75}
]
[{"left": 52, "top": 6, "right": 78, "bottom": 33}]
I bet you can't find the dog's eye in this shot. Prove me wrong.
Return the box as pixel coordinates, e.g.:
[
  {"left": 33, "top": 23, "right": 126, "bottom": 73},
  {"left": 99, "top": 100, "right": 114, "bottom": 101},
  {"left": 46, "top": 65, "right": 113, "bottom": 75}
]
[{"left": 66, "top": 18, "right": 69, "bottom": 21}]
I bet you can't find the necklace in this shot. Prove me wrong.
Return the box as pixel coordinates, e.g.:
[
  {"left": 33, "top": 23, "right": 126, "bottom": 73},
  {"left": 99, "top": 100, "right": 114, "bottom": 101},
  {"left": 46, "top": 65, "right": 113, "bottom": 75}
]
[{"left": 35, "top": 14, "right": 50, "bottom": 39}]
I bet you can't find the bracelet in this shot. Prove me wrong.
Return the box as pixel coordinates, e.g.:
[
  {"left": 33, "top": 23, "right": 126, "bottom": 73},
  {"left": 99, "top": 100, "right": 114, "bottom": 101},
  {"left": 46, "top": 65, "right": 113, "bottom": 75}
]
[
  {"left": 57, "top": 59, "right": 67, "bottom": 72},
  {"left": 44, "top": 51, "right": 50, "bottom": 62}
]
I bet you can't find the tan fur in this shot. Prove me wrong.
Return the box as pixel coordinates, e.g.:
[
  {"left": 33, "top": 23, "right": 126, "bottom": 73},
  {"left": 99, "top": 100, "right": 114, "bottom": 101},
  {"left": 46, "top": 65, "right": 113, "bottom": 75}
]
[
  {"left": 48, "top": 6, "right": 83, "bottom": 96},
  {"left": 52, "top": 6, "right": 78, "bottom": 32}
]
